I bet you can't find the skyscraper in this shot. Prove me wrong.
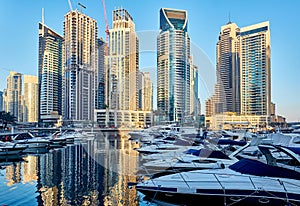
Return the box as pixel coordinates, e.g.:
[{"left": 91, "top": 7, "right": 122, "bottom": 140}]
[
  {"left": 157, "top": 8, "right": 190, "bottom": 122},
  {"left": 206, "top": 21, "right": 271, "bottom": 118},
  {"left": 138, "top": 71, "right": 152, "bottom": 111},
  {"left": 4, "top": 71, "right": 22, "bottom": 121},
  {"left": 97, "top": 38, "right": 106, "bottom": 110},
  {"left": 190, "top": 63, "right": 199, "bottom": 116},
  {"left": 106, "top": 8, "right": 139, "bottom": 111},
  {"left": 38, "top": 22, "right": 64, "bottom": 124},
  {"left": 240, "top": 21, "right": 271, "bottom": 115},
  {"left": 64, "top": 11, "right": 98, "bottom": 121},
  {"left": 0, "top": 91, "right": 3, "bottom": 111},
  {"left": 23, "top": 75, "right": 38, "bottom": 122},
  {"left": 215, "top": 22, "right": 240, "bottom": 114}
]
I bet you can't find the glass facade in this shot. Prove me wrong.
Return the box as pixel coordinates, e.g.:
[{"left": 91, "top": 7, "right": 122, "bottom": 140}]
[
  {"left": 97, "top": 38, "right": 106, "bottom": 109},
  {"left": 240, "top": 22, "right": 271, "bottom": 115},
  {"left": 157, "top": 8, "right": 190, "bottom": 122},
  {"left": 38, "top": 23, "right": 64, "bottom": 123}
]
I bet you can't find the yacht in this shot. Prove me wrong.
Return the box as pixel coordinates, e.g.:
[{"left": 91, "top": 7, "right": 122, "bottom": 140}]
[
  {"left": 136, "top": 145, "right": 300, "bottom": 206},
  {"left": 139, "top": 148, "right": 238, "bottom": 176},
  {"left": 12, "top": 132, "right": 50, "bottom": 148},
  {"left": 0, "top": 141, "right": 27, "bottom": 156}
]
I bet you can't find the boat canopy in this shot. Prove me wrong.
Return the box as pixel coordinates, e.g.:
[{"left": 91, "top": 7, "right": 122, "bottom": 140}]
[
  {"left": 184, "top": 148, "right": 231, "bottom": 159},
  {"left": 229, "top": 158, "right": 300, "bottom": 180}
]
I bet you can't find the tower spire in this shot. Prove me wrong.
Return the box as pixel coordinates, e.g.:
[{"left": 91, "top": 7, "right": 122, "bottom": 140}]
[
  {"left": 227, "top": 12, "right": 231, "bottom": 24},
  {"left": 42, "top": 8, "right": 45, "bottom": 37}
]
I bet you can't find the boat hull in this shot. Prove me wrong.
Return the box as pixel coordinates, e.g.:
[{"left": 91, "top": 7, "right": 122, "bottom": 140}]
[
  {"left": 138, "top": 188, "right": 300, "bottom": 206},
  {"left": 0, "top": 147, "right": 24, "bottom": 156}
]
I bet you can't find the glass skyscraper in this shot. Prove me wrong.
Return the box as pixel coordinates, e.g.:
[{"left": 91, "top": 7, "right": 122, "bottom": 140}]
[
  {"left": 215, "top": 22, "right": 240, "bottom": 114},
  {"left": 0, "top": 91, "right": 3, "bottom": 111},
  {"left": 206, "top": 21, "right": 271, "bottom": 117},
  {"left": 97, "top": 38, "right": 106, "bottom": 110},
  {"left": 157, "top": 8, "right": 190, "bottom": 122},
  {"left": 240, "top": 21, "right": 271, "bottom": 115},
  {"left": 38, "top": 22, "right": 63, "bottom": 124}
]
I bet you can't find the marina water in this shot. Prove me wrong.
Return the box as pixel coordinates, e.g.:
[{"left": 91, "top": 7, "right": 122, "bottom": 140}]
[{"left": 0, "top": 131, "right": 155, "bottom": 206}]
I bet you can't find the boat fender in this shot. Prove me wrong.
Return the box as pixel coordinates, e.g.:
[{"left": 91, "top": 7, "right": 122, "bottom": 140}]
[
  {"left": 230, "top": 196, "right": 243, "bottom": 202},
  {"left": 218, "top": 162, "right": 225, "bottom": 169},
  {"left": 258, "top": 198, "right": 269, "bottom": 204}
]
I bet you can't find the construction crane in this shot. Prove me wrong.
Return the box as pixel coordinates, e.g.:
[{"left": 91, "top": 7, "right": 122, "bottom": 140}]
[
  {"left": 78, "top": 2, "right": 86, "bottom": 13},
  {"left": 67, "top": 0, "right": 73, "bottom": 11},
  {"left": 101, "top": 0, "right": 110, "bottom": 127},
  {"left": 101, "top": 0, "right": 109, "bottom": 55}
]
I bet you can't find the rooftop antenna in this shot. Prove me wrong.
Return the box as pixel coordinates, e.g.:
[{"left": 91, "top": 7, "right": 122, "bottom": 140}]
[
  {"left": 78, "top": 2, "right": 86, "bottom": 13},
  {"left": 41, "top": 8, "right": 45, "bottom": 37},
  {"left": 68, "top": 0, "right": 73, "bottom": 11},
  {"left": 228, "top": 12, "right": 231, "bottom": 24}
]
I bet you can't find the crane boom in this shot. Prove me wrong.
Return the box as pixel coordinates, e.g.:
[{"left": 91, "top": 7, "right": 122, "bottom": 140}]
[
  {"left": 101, "top": 0, "right": 109, "bottom": 55},
  {"left": 78, "top": 2, "right": 86, "bottom": 13},
  {"left": 67, "top": 0, "right": 73, "bottom": 11}
]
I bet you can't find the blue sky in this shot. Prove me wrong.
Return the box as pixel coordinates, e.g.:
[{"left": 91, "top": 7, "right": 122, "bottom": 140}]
[{"left": 0, "top": 0, "right": 299, "bottom": 122}]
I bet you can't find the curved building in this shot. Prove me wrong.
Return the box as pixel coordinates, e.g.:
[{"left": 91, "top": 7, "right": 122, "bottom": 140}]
[
  {"left": 157, "top": 8, "right": 190, "bottom": 122},
  {"left": 38, "top": 23, "right": 63, "bottom": 124}
]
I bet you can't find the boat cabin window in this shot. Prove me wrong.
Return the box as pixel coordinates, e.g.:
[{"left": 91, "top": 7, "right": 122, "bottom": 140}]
[{"left": 292, "top": 136, "right": 300, "bottom": 144}]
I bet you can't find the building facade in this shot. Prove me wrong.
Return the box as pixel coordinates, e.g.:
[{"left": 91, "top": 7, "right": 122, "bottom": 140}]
[
  {"left": 23, "top": 75, "right": 38, "bottom": 122},
  {"left": 0, "top": 91, "right": 3, "bottom": 111},
  {"left": 4, "top": 71, "right": 22, "bottom": 121},
  {"left": 215, "top": 22, "right": 240, "bottom": 114},
  {"left": 240, "top": 21, "right": 271, "bottom": 115},
  {"left": 206, "top": 113, "right": 271, "bottom": 131},
  {"left": 206, "top": 21, "right": 271, "bottom": 118},
  {"left": 64, "top": 11, "right": 98, "bottom": 121},
  {"left": 157, "top": 8, "right": 191, "bottom": 123},
  {"left": 190, "top": 63, "right": 199, "bottom": 117},
  {"left": 138, "top": 71, "right": 152, "bottom": 111},
  {"left": 106, "top": 8, "right": 139, "bottom": 111},
  {"left": 38, "top": 22, "right": 64, "bottom": 124},
  {"left": 97, "top": 38, "right": 106, "bottom": 110}
]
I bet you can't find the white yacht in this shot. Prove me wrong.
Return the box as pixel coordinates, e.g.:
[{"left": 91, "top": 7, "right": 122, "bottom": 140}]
[
  {"left": 136, "top": 145, "right": 300, "bottom": 206},
  {"left": 0, "top": 141, "right": 27, "bottom": 156},
  {"left": 12, "top": 132, "right": 50, "bottom": 148}
]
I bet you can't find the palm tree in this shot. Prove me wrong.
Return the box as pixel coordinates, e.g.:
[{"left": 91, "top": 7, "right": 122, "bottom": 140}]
[{"left": 0, "top": 111, "right": 16, "bottom": 131}]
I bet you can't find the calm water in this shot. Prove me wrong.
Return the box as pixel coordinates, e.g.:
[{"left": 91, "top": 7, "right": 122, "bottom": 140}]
[{"left": 0, "top": 132, "right": 156, "bottom": 206}]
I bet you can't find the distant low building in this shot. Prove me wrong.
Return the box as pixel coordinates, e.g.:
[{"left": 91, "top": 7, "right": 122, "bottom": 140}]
[
  {"left": 94, "top": 109, "right": 152, "bottom": 129},
  {"left": 206, "top": 113, "right": 272, "bottom": 131}
]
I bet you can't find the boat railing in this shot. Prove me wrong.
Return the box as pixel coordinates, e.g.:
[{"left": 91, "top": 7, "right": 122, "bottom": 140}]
[
  {"left": 146, "top": 169, "right": 300, "bottom": 191},
  {"left": 213, "top": 173, "right": 227, "bottom": 205}
]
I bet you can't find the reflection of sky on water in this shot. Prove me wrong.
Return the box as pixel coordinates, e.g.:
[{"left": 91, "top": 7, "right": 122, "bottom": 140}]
[{"left": 0, "top": 132, "right": 150, "bottom": 206}]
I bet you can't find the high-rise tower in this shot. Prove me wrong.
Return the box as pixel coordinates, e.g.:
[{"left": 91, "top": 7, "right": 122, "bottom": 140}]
[
  {"left": 23, "top": 75, "right": 38, "bottom": 122},
  {"left": 4, "top": 71, "right": 22, "bottom": 121},
  {"left": 64, "top": 11, "right": 98, "bottom": 121},
  {"left": 138, "top": 71, "right": 152, "bottom": 111},
  {"left": 157, "top": 8, "right": 190, "bottom": 122},
  {"left": 106, "top": 8, "right": 139, "bottom": 111},
  {"left": 240, "top": 21, "right": 271, "bottom": 115},
  {"left": 215, "top": 22, "right": 240, "bottom": 114},
  {"left": 0, "top": 91, "right": 3, "bottom": 111},
  {"left": 97, "top": 38, "right": 106, "bottom": 110},
  {"left": 206, "top": 21, "right": 271, "bottom": 118},
  {"left": 38, "top": 22, "right": 64, "bottom": 124}
]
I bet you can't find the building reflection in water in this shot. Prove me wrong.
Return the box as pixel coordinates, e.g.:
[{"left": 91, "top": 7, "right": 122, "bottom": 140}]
[{"left": 2, "top": 131, "right": 140, "bottom": 206}]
